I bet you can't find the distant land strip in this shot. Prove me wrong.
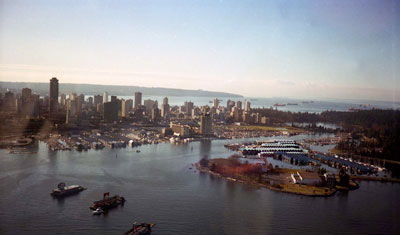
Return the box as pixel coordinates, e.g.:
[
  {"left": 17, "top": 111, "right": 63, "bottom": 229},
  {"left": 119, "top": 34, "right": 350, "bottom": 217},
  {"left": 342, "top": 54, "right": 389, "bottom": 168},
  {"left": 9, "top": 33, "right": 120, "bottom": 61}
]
[{"left": 0, "top": 81, "right": 243, "bottom": 98}]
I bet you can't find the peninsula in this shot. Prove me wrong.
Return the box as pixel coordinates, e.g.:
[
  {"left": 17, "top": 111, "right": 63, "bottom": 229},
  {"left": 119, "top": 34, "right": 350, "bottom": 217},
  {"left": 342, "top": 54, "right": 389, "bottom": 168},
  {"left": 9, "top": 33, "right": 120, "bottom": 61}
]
[{"left": 0, "top": 81, "right": 243, "bottom": 98}]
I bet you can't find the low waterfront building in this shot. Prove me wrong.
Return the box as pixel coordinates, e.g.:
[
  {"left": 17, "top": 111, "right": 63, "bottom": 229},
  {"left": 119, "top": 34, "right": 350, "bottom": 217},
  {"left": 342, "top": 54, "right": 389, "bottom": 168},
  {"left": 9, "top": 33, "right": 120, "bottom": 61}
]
[
  {"left": 291, "top": 171, "right": 322, "bottom": 185},
  {"left": 313, "top": 154, "right": 372, "bottom": 174},
  {"left": 170, "top": 123, "right": 190, "bottom": 137},
  {"left": 241, "top": 140, "right": 307, "bottom": 155}
]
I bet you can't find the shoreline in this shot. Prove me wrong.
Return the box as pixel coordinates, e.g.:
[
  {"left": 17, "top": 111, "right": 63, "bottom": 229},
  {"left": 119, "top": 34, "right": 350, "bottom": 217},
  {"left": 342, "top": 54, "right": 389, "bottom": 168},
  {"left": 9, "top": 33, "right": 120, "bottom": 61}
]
[
  {"left": 351, "top": 175, "right": 400, "bottom": 183},
  {"left": 195, "top": 163, "right": 337, "bottom": 197}
]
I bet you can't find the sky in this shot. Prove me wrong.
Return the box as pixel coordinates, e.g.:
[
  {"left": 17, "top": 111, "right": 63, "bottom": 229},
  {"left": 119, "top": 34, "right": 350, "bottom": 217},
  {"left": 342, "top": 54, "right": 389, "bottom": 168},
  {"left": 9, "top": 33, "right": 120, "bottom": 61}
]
[{"left": 0, "top": 0, "right": 399, "bottom": 101}]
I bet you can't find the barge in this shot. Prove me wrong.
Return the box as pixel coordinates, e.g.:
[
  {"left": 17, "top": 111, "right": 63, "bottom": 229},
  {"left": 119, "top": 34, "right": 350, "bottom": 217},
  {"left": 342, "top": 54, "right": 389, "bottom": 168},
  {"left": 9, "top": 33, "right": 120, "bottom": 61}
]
[
  {"left": 90, "top": 193, "right": 125, "bottom": 210},
  {"left": 50, "top": 182, "right": 86, "bottom": 198},
  {"left": 124, "top": 222, "right": 156, "bottom": 235}
]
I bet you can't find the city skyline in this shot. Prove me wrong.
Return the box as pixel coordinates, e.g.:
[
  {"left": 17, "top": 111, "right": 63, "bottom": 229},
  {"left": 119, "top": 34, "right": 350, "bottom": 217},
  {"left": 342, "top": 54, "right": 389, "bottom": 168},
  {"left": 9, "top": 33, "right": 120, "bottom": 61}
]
[{"left": 0, "top": 0, "right": 399, "bottom": 102}]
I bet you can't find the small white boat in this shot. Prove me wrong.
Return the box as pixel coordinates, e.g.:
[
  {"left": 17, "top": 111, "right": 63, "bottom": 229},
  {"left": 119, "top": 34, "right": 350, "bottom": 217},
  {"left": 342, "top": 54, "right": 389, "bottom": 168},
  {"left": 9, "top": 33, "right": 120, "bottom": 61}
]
[{"left": 93, "top": 208, "right": 103, "bottom": 215}]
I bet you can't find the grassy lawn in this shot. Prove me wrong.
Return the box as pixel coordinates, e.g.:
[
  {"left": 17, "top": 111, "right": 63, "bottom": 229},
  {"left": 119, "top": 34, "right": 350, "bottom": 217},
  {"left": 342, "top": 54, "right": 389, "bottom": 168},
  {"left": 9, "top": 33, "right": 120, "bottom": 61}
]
[{"left": 281, "top": 184, "right": 333, "bottom": 196}]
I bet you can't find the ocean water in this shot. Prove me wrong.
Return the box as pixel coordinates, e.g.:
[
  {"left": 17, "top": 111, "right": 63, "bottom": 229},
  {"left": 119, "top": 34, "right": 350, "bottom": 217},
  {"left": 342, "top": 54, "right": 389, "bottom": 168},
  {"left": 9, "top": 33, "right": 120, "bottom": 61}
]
[{"left": 116, "top": 96, "right": 400, "bottom": 113}]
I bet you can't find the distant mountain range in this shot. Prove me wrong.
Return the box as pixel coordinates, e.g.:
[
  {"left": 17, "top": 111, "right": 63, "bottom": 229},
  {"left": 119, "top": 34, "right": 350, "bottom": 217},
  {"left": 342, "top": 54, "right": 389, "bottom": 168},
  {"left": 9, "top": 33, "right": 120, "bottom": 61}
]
[{"left": 0, "top": 81, "right": 242, "bottom": 98}]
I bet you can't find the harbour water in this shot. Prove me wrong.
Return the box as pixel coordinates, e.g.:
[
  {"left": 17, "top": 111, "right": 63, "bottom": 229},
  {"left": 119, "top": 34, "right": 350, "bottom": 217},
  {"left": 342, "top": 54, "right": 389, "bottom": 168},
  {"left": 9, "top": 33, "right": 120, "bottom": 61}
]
[{"left": 0, "top": 137, "right": 399, "bottom": 234}]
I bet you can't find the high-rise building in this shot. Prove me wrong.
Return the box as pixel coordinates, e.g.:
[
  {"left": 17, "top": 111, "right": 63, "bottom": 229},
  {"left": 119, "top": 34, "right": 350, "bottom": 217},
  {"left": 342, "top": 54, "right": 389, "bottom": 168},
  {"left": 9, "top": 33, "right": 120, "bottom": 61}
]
[
  {"left": 151, "top": 107, "right": 159, "bottom": 121},
  {"left": 21, "top": 88, "right": 32, "bottom": 103},
  {"left": 4, "top": 91, "right": 16, "bottom": 111},
  {"left": 60, "top": 93, "right": 67, "bottom": 106},
  {"left": 242, "top": 112, "right": 251, "bottom": 123},
  {"left": 76, "top": 94, "right": 84, "bottom": 116},
  {"left": 144, "top": 99, "right": 157, "bottom": 112},
  {"left": 103, "top": 91, "right": 108, "bottom": 103},
  {"left": 244, "top": 100, "right": 251, "bottom": 112},
  {"left": 237, "top": 101, "right": 242, "bottom": 110},
  {"left": 87, "top": 97, "right": 93, "bottom": 106},
  {"left": 185, "top": 101, "right": 194, "bottom": 117},
  {"left": 49, "top": 77, "right": 59, "bottom": 113},
  {"left": 94, "top": 95, "right": 103, "bottom": 107},
  {"left": 213, "top": 98, "right": 219, "bottom": 109},
  {"left": 121, "top": 99, "right": 128, "bottom": 117},
  {"left": 134, "top": 92, "right": 142, "bottom": 110},
  {"left": 65, "top": 104, "right": 70, "bottom": 124},
  {"left": 125, "top": 99, "right": 133, "bottom": 113},
  {"left": 111, "top": 95, "right": 117, "bottom": 103},
  {"left": 227, "top": 99, "right": 235, "bottom": 112},
  {"left": 161, "top": 103, "right": 170, "bottom": 119},
  {"left": 68, "top": 100, "right": 77, "bottom": 116},
  {"left": 192, "top": 107, "right": 200, "bottom": 117},
  {"left": 78, "top": 94, "right": 85, "bottom": 103},
  {"left": 103, "top": 101, "right": 118, "bottom": 122},
  {"left": 120, "top": 99, "right": 133, "bottom": 118},
  {"left": 96, "top": 103, "right": 103, "bottom": 113},
  {"left": 200, "top": 113, "right": 213, "bottom": 136},
  {"left": 69, "top": 93, "right": 77, "bottom": 101},
  {"left": 20, "top": 88, "right": 38, "bottom": 117},
  {"left": 163, "top": 97, "right": 168, "bottom": 105}
]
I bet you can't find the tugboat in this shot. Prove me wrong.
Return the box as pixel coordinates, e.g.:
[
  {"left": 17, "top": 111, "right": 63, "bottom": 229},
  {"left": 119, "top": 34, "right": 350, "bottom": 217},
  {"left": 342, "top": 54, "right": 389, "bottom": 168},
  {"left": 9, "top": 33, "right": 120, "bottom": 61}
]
[
  {"left": 92, "top": 207, "right": 104, "bottom": 215},
  {"left": 50, "top": 182, "right": 86, "bottom": 198},
  {"left": 90, "top": 193, "right": 125, "bottom": 210},
  {"left": 124, "top": 222, "right": 156, "bottom": 235}
]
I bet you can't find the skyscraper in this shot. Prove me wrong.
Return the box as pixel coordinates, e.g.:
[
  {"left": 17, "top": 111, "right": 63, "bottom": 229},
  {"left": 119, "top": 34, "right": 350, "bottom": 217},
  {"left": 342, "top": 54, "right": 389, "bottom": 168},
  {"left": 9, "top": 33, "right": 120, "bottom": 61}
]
[
  {"left": 237, "top": 101, "right": 242, "bottom": 110},
  {"left": 125, "top": 99, "right": 133, "bottom": 112},
  {"left": 103, "top": 101, "right": 118, "bottom": 122},
  {"left": 185, "top": 101, "right": 194, "bottom": 117},
  {"left": 161, "top": 103, "right": 170, "bottom": 119},
  {"left": 151, "top": 107, "right": 159, "bottom": 121},
  {"left": 49, "top": 77, "right": 59, "bottom": 113},
  {"left": 60, "top": 93, "right": 67, "bottom": 106},
  {"left": 200, "top": 113, "right": 212, "bottom": 136},
  {"left": 244, "top": 100, "right": 251, "bottom": 112},
  {"left": 134, "top": 92, "right": 142, "bottom": 109},
  {"left": 144, "top": 99, "right": 157, "bottom": 112},
  {"left": 21, "top": 88, "right": 32, "bottom": 103},
  {"left": 213, "top": 98, "right": 219, "bottom": 109},
  {"left": 163, "top": 97, "right": 168, "bottom": 105},
  {"left": 227, "top": 99, "right": 235, "bottom": 112},
  {"left": 94, "top": 95, "right": 103, "bottom": 107},
  {"left": 103, "top": 91, "right": 108, "bottom": 103}
]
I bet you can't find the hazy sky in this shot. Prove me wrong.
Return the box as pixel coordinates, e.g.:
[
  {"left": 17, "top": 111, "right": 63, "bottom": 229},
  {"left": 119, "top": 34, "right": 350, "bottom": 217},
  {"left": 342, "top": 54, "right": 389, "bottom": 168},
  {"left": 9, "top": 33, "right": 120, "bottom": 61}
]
[{"left": 0, "top": 0, "right": 399, "bottom": 101}]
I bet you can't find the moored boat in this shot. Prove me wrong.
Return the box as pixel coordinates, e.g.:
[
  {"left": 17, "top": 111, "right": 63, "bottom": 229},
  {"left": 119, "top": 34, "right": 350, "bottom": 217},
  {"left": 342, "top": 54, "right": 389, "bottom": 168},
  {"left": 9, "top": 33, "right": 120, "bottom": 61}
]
[
  {"left": 50, "top": 182, "right": 86, "bottom": 198},
  {"left": 124, "top": 222, "right": 156, "bottom": 235},
  {"left": 90, "top": 193, "right": 125, "bottom": 210}
]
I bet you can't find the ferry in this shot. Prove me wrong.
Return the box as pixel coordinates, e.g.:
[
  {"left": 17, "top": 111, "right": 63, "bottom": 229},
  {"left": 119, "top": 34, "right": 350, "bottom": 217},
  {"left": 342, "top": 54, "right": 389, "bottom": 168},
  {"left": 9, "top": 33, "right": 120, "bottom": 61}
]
[
  {"left": 50, "top": 182, "right": 86, "bottom": 198},
  {"left": 273, "top": 103, "right": 286, "bottom": 107}
]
